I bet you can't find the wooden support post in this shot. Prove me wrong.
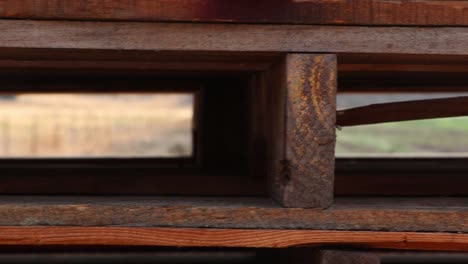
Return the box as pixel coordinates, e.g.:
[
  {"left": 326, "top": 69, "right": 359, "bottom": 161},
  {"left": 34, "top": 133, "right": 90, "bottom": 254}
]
[{"left": 269, "top": 54, "right": 337, "bottom": 208}]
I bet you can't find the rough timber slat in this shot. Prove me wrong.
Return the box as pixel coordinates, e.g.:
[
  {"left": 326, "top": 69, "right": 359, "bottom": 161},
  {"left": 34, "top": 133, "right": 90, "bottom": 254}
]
[
  {"left": 1, "top": 0, "right": 468, "bottom": 26},
  {"left": 0, "top": 196, "right": 466, "bottom": 233},
  {"left": 0, "top": 227, "right": 467, "bottom": 251},
  {"left": 270, "top": 54, "right": 336, "bottom": 208},
  {"left": 337, "top": 96, "right": 468, "bottom": 127},
  {"left": 1, "top": 20, "right": 468, "bottom": 55}
]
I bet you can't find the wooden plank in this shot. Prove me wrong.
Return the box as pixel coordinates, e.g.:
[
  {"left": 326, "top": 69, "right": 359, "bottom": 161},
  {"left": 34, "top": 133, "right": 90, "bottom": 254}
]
[
  {"left": 337, "top": 96, "right": 468, "bottom": 126},
  {"left": 0, "top": 174, "right": 266, "bottom": 195},
  {"left": 338, "top": 84, "right": 468, "bottom": 93},
  {"left": 339, "top": 64, "right": 468, "bottom": 73},
  {"left": 267, "top": 249, "right": 380, "bottom": 264},
  {"left": 0, "top": 51, "right": 280, "bottom": 73},
  {"left": 318, "top": 250, "right": 380, "bottom": 264},
  {"left": 1, "top": 0, "right": 468, "bottom": 26},
  {"left": 0, "top": 252, "right": 258, "bottom": 263},
  {"left": 0, "top": 59, "right": 271, "bottom": 72},
  {"left": 0, "top": 227, "right": 466, "bottom": 251},
  {"left": 335, "top": 158, "right": 468, "bottom": 196},
  {"left": 0, "top": 196, "right": 466, "bottom": 232},
  {"left": 1, "top": 20, "right": 468, "bottom": 55},
  {"left": 269, "top": 54, "right": 336, "bottom": 208},
  {"left": 377, "top": 252, "right": 468, "bottom": 263}
]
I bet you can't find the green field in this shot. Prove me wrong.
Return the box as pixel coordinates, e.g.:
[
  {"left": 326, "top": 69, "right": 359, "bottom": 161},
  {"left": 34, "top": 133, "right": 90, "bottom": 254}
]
[{"left": 336, "top": 116, "right": 468, "bottom": 155}]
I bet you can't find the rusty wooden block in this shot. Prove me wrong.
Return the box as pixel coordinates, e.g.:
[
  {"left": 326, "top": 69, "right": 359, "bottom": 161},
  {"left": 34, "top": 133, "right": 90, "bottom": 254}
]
[{"left": 268, "top": 54, "right": 337, "bottom": 208}]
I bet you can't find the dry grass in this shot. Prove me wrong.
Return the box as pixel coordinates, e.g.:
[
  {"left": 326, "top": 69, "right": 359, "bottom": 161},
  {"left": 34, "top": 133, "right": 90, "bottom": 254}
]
[{"left": 0, "top": 94, "right": 193, "bottom": 157}]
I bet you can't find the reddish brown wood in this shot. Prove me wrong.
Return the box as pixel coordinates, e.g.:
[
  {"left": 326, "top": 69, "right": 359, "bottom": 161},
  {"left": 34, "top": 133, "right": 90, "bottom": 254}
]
[
  {"left": 336, "top": 173, "right": 468, "bottom": 196},
  {"left": 0, "top": 227, "right": 466, "bottom": 251},
  {"left": 339, "top": 64, "right": 468, "bottom": 73},
  {"left": 337, "top": 96, "right": 468, "bottom": 126},
  {"left": 0, "top": 59, "right": 271, "bottom": 72},
  {"left": 269, "top": 54, "right": 336, "bottom": 208},
  {"left": 1, "top": 20, "right": 468, "bottom": 55},
  {"left": 0, "top": 174, "right": 265, "bottom": 195},
  {"left": 335, "top": 158, "right": 468, "bottom": 196},
  {"left": 1, "top": 0, "right": 468, "bottom": 26}
]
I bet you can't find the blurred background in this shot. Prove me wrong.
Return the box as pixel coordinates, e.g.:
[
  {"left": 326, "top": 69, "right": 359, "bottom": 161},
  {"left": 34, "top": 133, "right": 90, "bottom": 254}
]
[
  {"left": 0, "top": 93, "right": 193, "bottom": 158},
  {"left": 336, "top": 93, "right": 468, "bottom": 157}
]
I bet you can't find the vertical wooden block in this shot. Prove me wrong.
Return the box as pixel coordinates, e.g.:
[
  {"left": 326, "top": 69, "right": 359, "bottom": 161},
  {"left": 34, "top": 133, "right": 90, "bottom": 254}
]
[{"left": 270, "top": 54, "right": 337, "bottom": 208}]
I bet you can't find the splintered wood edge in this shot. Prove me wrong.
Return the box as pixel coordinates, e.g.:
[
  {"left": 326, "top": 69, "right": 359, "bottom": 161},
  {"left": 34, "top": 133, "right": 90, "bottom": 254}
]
[{"left": 0, "top": 227, "right": 466, "bottom": 251}]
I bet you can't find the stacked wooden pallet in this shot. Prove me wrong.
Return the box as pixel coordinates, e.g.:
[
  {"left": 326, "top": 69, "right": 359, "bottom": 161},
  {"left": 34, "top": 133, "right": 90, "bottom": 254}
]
[{"left": 0, "top": 1, "right": 467, "bottom": 262}]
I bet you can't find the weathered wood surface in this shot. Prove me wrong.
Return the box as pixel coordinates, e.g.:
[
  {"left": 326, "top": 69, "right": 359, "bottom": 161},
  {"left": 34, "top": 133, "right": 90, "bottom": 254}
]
[
  {"left": 337, "top": 96, "right": 468, "bottom": 126},
  {"left": 270, "top": 54, "right": 336, "bottom": 208},
  {"left": 1, "top": 20, "right": 468, "bottom": 55},
  {"left": 0, "top": 196, "right": 466, "bottom": 233},
  {"left": 0, "top": 227, "right": 466, "bottom": 251},
  {"left": 1, "top": 0, "right": 468, "bottom": 26}
]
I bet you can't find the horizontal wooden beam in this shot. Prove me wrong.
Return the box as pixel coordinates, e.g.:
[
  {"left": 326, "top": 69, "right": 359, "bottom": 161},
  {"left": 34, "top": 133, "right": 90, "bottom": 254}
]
[
  {"left": 377, "top": 251, "right": 468, "bottom": 263},
  {"left": 336, "top": 174, "right": 468, "bottom": 196},
  {"left": 0, "top": 227, "right": 466, "bottom": 251},
  {"left": 338, "top": 84, "right": 468, "bottom": 93},
  {"left": 1, "top": 0, "right": 468, "bottom": 26},
  {"left": 335, "top": 158, "right": 468, "bottom": 196},
  {"left": 339, "top": 64, "right": 468, "bottom": 73},
  {"left": 0, "top": 196, "right": 466, "bottom": 232},
  {"left": 1, "top": 20, "right": 468, "bottom": 55},
  {"left": 0, "top": 59, "right": 271, "bottom": 72},
  {"left": 337, "top": 96, "right": 468, "bottom": 126},
  {"left": 317, "top": 250, "right": 380, "bottom": 264}
]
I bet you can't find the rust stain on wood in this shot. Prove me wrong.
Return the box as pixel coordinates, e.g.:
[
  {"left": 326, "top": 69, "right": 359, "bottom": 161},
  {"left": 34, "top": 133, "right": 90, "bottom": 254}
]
[{"left": 270, "top": 54, "right": 336, "bottom": 208}]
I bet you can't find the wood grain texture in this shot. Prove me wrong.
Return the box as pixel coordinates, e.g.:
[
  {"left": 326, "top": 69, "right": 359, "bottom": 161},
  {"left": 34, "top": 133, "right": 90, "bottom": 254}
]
[
  {"left": 1, "top": 0, "right": 468, "bottom": 26},
  {"left": 1, "top": 20, "right": 468, "bottom": 55},
  {"left": 337, "top": 96, "right": 468, "bottom": 126},
  {"left": 270, "top": 54, "right": 336, "bottom": 208},
  {"left": 0, "top": 227, "right": 466, "bottom": 251},
  {"left": 0, "top": 196, "right": 466, "bottom": 233}
]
